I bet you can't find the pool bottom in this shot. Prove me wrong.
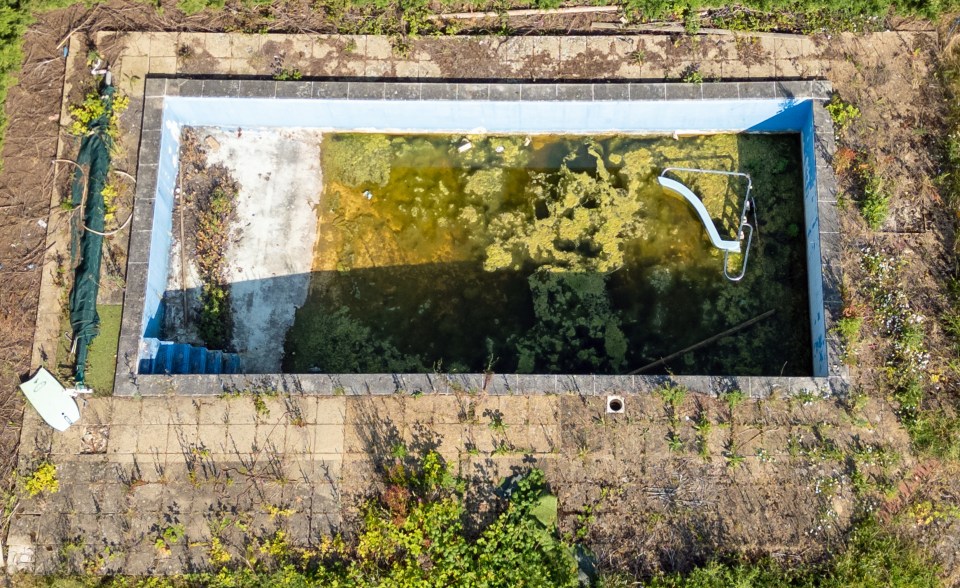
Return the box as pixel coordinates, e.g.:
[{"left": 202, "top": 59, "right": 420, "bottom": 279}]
[{"left": 278, "top": 132, "right": 811, "bottom": 377}]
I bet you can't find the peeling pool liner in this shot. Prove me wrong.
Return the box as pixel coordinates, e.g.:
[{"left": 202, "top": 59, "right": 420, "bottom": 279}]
[{"left": 114, "top": 78, "right": 846, "bottom": 399}]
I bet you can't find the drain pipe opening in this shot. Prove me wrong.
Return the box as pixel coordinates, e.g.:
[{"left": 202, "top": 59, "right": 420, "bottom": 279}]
[{"left": 606, "top": 395, "right": 625, "bottom": 414}]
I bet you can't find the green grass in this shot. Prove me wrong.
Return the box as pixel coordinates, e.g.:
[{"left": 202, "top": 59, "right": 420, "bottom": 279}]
[
  {"left": 859, "top": 170, "right": 890, "bottom": 230},
  {"left": 84, "top": 304, "right": 121, "bottom": 395},
  {"left": 833, "top": 315, "right": 863, "bottom": 364}
]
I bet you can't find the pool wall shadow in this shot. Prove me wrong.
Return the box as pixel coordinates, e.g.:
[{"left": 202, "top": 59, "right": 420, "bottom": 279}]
[
  {"left": 153, "top": 259, "right": 812, "bottom": 378},
  {"left": 114, "top": 79, "right": 845, "bottom": 397}
]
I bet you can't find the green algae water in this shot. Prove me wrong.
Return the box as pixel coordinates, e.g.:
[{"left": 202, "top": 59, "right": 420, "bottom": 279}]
[{"left": 282, "top": 132, "right": 811, "bottom": 376}]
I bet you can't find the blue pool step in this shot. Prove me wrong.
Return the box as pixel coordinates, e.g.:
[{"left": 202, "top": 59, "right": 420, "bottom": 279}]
[{"left": 142, "top": 342, "right": 242, "bottom": 375}]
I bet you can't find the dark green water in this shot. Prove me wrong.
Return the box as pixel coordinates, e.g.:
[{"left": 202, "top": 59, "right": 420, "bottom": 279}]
[{"left": 282, "top": 133, "right": 811, "bottom": 376}]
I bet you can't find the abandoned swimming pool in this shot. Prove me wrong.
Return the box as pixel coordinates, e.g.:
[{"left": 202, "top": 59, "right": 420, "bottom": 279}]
[{"left": 114, "top": 79, "right": 844, "bottom": 396}]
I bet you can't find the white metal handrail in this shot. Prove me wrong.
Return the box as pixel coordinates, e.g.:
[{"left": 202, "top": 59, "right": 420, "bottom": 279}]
[{"left": 657, "top": 167, "right": 756, "bottom": 282}]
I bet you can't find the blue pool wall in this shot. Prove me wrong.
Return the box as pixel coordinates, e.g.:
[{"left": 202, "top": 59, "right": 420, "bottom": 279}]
[
  {"left": 116, "top": 79, "right": 841, "bottom": 396},
  {"left": 141, "top": 116, "right": 181, "bottom": 340}
]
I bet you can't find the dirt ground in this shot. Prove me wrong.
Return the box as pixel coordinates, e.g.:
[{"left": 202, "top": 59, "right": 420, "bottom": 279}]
[{"left": 2, "top": 0, "right": 960, "bottom": 581}]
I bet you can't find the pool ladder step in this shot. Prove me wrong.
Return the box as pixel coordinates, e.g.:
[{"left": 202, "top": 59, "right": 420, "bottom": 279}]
[{"left": 145, "top": 342, "right": 242, "bottom": 375}]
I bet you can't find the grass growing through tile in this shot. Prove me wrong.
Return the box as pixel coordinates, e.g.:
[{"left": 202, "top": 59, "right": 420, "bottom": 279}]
[{"left": 84, "top": 304, "right": 122, "bottom": 396}]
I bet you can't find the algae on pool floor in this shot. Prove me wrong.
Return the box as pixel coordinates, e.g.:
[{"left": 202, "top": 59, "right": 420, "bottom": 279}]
[{"left": 283, "top": 132, "right": 811, "bottom": 376}]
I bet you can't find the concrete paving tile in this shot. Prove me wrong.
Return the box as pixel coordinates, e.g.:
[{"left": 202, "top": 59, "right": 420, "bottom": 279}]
[
  {"left": 313, "top": 424, "right": 345, "bottom": 455},
  {"left": 425, "top": 395, "right": 466, "bottom": 425},
  {"left": 312, "top": 40, "right": 337, "bottom": 60},
  {"left": 255, "top": 396, "right": 288, "bottom": 424},
  {"left": 310, "top": 511, "right": 342, "bottom": 536},
  {"left": 585, "top": 36, "right": 617, "bottom": 57},
  {"left": 309, "top": 481, "right": 341, "bottom": 510},
  {"left": 196, "top": 425, "right": 228, "bottom": 454},
  {"left": 342, "top": 423, "right": 370, "bottom": 455},
  {"left": 257, "top": 482, "right": 287, "bottom": 509},
  {"left": 177, "top": 32, "right": 206, "bottom": 52},
  {"left": 184, "top": 515, "right": 212, "bottom": 543},
  {"left": 722, "top": 60, "right": 750, "bottom": 81},
  {"left": 346, "top": 396, "right": 401, "bottom": 425},
  {"left": 148, "top": 56, "right": 177, "bottom": 75},
  {"left": 152, "top": 549, "right": 190, "bottom": 575},
  {"left": 418, "top": 60, "right": 441, "bottom": 78},
  {"left": 135, "top": 424, "right": 169, "bottom": 454},
  {"left": 495, "top": 396, "right": 529, "bottom": 425},
  {"left": 280, "top": 459, "right": 314, "bottom": 485},
  {"left": 227, "top": 58, "right": 256, "bottom": 76},
  {"left": 169, "top": 423, "right": 200, "bottom": 453},
  {"left": 118, "top": 55, "right": 149, "bottom": 93},
  {"left": 533, "top": 36, "right": 560, "bottom": 61},
  {"left": 83, "top": 398, "right": 115, "bottom": 426},
  {"left": 168, "top": 400, "right": 199, "bottom": 426},
  {"left": 403, "top": 396, "right": 434, "bottom": 425},
  {"left": 128, "top": 454, "right": 167, "bottom": 484},
  {"left": 366, "top": 36, "right": 393, "bottom": 60},
  {"left": 222, "top": 397, "right": 256, "bottom": 425},
  {"left": 124, "top": 32, "right": 151, "bottom": 56},
  {"left": 196, "top": 399, "right": 229, "bottom": 425},
  {"left": 338, "top": 59, "right": 366, "bottom": 77},
  {"left": 230, "top": 34, "right": 263, "bottom": 59},
  {"left": 468, "top": 395, "right": 498, "bottom": 425},
  {"left": 138, "top": 397, "right": 172, "bottom": 425},
  {"left": 225, "top": 424, "right": 257, "bottom": 454},
  {"left": 122, "top": 550, "right": 158, "bottom": 576},
  {"left": 757, "top": 36, "right": 779, "bottom": 61},
  {"left": 702, "top": 39, "right": 730, "bottom": 61},
  {"left": 289, "top": 396, "right": 317, "bottom": 425},
  {"left": 698, "top": 61, "right": 722, "bottom": 79},
  {"left": 312, "top": 458, "right": 343, "bottom": 485},
  {"left": 285, "top": 425, "right": 315, "bottom": 455},
  {"left": 412, "top": 423, "right": 462, "bottom": 455},
  {"left": 147, "top": 32, "right": 178, "bottom": 58},
  {"left": 107, "top": 426, "right": 139, "bottom": 455},
  {"left": 527, "top": 395, "right": 559, "bottom": 425},
  {"left": 795, "top": 59, "right": 823, "bottom": 78},
  {"left": 507, "top": 36, "right": 535, "bottom": 62},
  {"left": 776, "top": 58, "right": 805, "bottom": 79},
  {"left": 127, "top": 482, "right": 166, "bottom": 512},
  {"left": 92, "top": 483, "right": 128, "bottom": 515},
  {"left": 463, "top": 426, "right": 498, "bottom": 453},
  {"left": 395, "top": 60, "right": 419, "bottom": 79},
  {"left": 610, "top": 36, "right": 640, "bottom": 59},
  {"left": 775, "top": 37, "right": 804, "bottom": 61},
  {"left": 527, "top": 425, "right": 561, "bottom": 453},
  {"left": 615, "top": 62, "right": 645, "bottom": 79},
  {"left": 204, "top": 33, "right": 233, "bottom": 59},
  {"left": 281, "top": 510, "right": 312, "bottom": 544},
  {"left": 559, "top": 37, "right": 587, "bottom": 61},
  {"left": 256, "top": 423, "right": 286, "bottom": 454},
  {"left": 493, "top": 425, "right": 527, "bottom": 453},
  {"left": 50, "top": 423, "right": 83, "bottom": 455}
]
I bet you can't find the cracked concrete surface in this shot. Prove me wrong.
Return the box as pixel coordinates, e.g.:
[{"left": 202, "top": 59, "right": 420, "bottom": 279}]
[{"left": 204, "top": 127, "right": 323, "bottom": 372}]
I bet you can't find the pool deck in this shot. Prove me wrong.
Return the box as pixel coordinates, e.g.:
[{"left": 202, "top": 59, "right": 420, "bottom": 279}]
[{"left": 10, "top": 29, "right": 938, "bottom": 574}]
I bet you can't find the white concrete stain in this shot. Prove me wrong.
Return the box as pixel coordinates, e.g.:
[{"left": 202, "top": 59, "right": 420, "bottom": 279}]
[{"left": 203, "top": 127, "right": 323, "bottom": 372}]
